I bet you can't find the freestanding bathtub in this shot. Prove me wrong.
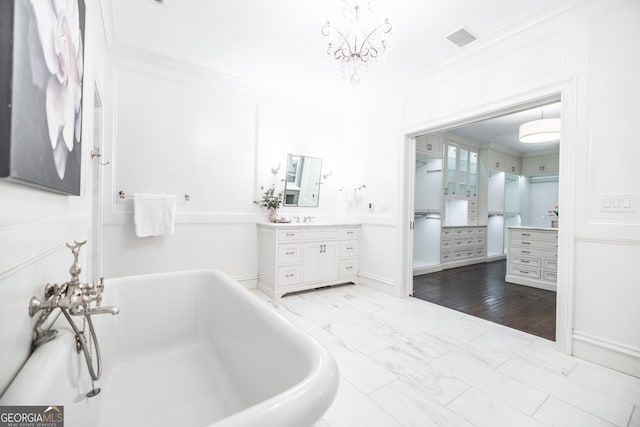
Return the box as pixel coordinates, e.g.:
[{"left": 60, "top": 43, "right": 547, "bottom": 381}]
[{"left": 0, "top": 270, "right": 338, "bottom": 426}]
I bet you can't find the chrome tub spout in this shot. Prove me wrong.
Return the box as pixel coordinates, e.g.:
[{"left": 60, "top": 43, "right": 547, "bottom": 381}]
[{"left": 27, "top": 240, "right": 119, "bottom": 397}]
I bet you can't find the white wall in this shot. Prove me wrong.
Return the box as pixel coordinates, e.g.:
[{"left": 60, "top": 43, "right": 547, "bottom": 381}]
[
  {"left": 100, "top": 53, "right": 347, "bottom": 287},
  {"left": 0, "top": 2, "right": 105, "bottom": 394},
  {"left": 526, "top": 180, "right": 559, "bottom": 228},
  {"left": 349, "top": 0, "right": 640, "bottom": 376}
]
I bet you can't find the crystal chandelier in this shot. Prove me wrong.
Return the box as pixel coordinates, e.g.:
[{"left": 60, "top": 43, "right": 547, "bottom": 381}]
[{"left": 321, "top": 0, "right": 392, "bottom": 85}]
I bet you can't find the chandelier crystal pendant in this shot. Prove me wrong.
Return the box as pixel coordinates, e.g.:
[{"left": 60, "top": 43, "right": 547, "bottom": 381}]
[{"left": 321, "top": 0, "right": 392, "bottom": 85}]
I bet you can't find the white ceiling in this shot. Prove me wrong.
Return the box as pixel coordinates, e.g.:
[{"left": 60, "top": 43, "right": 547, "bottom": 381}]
[
  {"left": 447, "top": 102, "right": 561, "bottom": 154},
  {"left": 101, "top": 0, "right": 563, "bottom": 103}
]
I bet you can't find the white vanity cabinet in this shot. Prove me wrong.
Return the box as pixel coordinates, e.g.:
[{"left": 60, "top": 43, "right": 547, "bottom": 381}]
[
  {"left": 258, "top": 224, "right": 360, "bottom": 298},
  {"left": 506, "top": 227, "right": 558, "bottom": 291}
]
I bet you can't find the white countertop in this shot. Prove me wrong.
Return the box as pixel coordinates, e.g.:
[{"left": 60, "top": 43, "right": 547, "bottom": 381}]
[
  {"left": 508, "top": 226, "right": 558, "bottom": 231},
  {"left": 258, "top": 222, "right": 360, "bottom": 228}
]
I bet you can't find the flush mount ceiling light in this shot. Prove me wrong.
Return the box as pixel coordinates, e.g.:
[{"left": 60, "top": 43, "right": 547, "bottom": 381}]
[
  {"left": 519, "top": 107, "right": 561, "bottom": 143},
  {"left": 321, "top": 0, "right": 392, "bottom": 86}
]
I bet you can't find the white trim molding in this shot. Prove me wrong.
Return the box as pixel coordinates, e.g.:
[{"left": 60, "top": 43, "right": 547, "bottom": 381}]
[
  {"left": 357, "top": 271, "right": 396, "bottom": 296},
  {"left": 572, "top": 330, "right": 640, "bottom": 377}
]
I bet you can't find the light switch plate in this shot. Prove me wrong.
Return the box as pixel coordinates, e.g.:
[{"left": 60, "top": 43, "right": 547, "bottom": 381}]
[{"left": 601, "top": 193, "right": 635, "bottom": 213}]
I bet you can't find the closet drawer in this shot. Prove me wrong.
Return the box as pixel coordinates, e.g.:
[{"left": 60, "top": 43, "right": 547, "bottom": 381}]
[
  {"left": 441, "top": 239, "right": 453, "bottom": 250},
  {"left": 340, "top": 240, "right": 359, "bottom": 258},
  {"left": 511, "top": 256, "right": 541, "bottom": 268},
  {"left": 278, "top": 244, "right": 302, "bottom": 265},
  {"left": 278, "top": 266, "right": 301, "bottom": 286},
  {"left": 441, "top": 251, "right": 453, "bottom": 263},
  {"left": 278, "top": 229, "right": 302, "bottom": 242},
  {"left": 511, "top": 239, "right": 558, "bottom": 250},
  {"left": 544, "top": 271, "right": 557, "bottom": 282},
  {"left": 511, "top": 230, "right": 557, "bottom": 241},
  {"left": 453, "top": 237, "right": 476, "bottom": 248},
  {"left": 509, "top": 247, "right": 553, "bottom": 258},
  {"left": 510, "top": 266, "right": 541, "bottom": 279},
  {"left": 544, "top": 259, "right": 558, "bottom": 271},
  {"left": 454, "top": 249, "right": 476, "bottom": 260}
]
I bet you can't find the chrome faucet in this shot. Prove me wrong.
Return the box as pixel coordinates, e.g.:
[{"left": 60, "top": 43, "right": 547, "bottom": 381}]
[
  {"left": 303, "top": 216, "right": 314, "bottom": 223},
  {"left": 28, "top": 240, "right": 119, "bottom": 397}
]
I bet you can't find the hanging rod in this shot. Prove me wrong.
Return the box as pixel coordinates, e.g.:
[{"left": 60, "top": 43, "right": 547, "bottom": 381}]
[{"left": 118, "top": 191, "right": 191, "bottom": 201}]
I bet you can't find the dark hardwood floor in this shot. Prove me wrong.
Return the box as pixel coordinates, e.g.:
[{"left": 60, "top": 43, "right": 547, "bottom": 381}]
[{"left": 412, "top": 260, "right": 556, "bottom": 340}]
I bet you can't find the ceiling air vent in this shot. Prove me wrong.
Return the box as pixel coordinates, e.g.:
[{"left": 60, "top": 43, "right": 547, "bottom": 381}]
[{"left": 446, "top": 28, "right": 476, "bottom": 47}]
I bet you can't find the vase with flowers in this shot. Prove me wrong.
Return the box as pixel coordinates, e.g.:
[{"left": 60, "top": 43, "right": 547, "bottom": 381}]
[
  {"left": 255, "top": 185, "right": 284, "bottom": 223},
  {"left": 547, "top": 205, "right": 559, "bottom": 228}
]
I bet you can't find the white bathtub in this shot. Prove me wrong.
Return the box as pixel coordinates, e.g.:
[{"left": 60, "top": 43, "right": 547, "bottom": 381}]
[{"left": 0, "top": 270, "right": 338, "bottom": 426}]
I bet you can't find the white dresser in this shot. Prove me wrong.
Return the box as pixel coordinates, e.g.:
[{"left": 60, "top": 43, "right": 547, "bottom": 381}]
[
  {"left": 440, "top": 226, "right": 486, "bottom": 267},
  {"left": 258, "top": 224, "right": 360, "bottom": 298},
  {"left": 506, "top": 226, "right": 558, "bottom": 291}
]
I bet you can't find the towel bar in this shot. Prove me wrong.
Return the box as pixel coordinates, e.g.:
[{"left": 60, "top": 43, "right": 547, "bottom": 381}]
[{"left": 118, "top": 191, "right": 191, "bottom": 201}]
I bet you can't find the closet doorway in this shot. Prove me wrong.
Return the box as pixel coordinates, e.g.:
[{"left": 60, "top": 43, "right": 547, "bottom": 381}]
[{"left": 407, "top": 100, "right": 561, "bottom": 341}]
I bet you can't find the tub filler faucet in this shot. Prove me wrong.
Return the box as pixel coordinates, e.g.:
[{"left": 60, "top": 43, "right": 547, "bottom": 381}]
[{"left": 28, "top": 240, "right": 119, "bottom": 397}]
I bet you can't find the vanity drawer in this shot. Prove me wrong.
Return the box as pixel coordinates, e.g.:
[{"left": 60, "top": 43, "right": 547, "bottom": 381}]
[
  {"left": 511, "top": 256, "right": 541, "bottom": 268},
  {"left": 340, "top": 228, "right": 359, "bottom": 239},
  {"left": 475, "top": 227, "right": 486, "bottom": 235},
  {"left": 339, "top": 260, "right": 358, "bottom": 277},
  {"left": 544, "top": 271, "right": 558, "bottom": 282},
  {"left": 278, "top": 229, "right": 302, "bottom": 242},
  {"left": 278, "top": 265, "right": 301, "bottom": 286},
  {"left": 278, "top": 243, "right": 302, "bottom": 265},
  {"left": 474, "top": 247, "right": 485, "bottom": 257},
  {"left": 340, "top": 240, "right": 358, "bottom": 258},
  {"left": 510, "top": 266, "right": 541, "bottom": 279},
  {"left": 304, "top": 228, "right": 339, "bottom": 240}
]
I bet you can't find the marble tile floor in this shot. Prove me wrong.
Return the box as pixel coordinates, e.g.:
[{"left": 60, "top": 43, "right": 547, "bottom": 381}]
[{"left": 250, "top": 284, "right": 640, "bottom": 427}]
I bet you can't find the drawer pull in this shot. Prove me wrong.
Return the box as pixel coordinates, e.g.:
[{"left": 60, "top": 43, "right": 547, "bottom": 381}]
[
  {"left": 521, "top": 241, "right": 531, "bottom": 245},
  {"left": 285, "top": 251, "right": 295, "bottom": 255},
  {"left": 285, "top": 274, "right": 295, "bottom": 278},
  {"left": 286, "top": 233, "right": 295, "bottom": 237},
  {"left": 346, "top": 266, "right": 353, "bottom": 270},
  {"left": 521, "top": 250, "right": 531, "bottom": 254},
  {"left": 346, "top": 231, "right": 354, "bottom": 235},
  {"left": 520, "top": 270, "right": 529, "bottom": 274},
  {"left": 521, "top": 260, "right": 530, "bottom": 263},
  {"left": 346, "top": 246, "right": 353, "bottom": 250},
  {"left": 522, "top": 233, "right": 530, "bottom": 236}
]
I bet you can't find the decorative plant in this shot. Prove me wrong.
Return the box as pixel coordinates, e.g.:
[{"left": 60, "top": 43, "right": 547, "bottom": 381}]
[
  {"left": 547, "top": 205, "right": 559, "bottom": 217},
  {"left": 254, "top": 185, "right": 284, "bottom": 211}
]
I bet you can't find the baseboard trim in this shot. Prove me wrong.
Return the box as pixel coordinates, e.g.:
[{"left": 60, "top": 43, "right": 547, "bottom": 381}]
[
  {"left": 572, "top": 331, "right": 640, "bottom": 377},
  {"left": 233, "top": 274, "right": 258, "bottom": 290},
  {"left": 358, "top": 271, "right": 396, "bottom": 296}
]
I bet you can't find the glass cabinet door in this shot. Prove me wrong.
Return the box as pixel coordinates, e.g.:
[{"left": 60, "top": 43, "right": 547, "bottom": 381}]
[
  {"left": 459, "top": 148, "right": 468, "bottom": 196},
  {"left": 468, "top": 151, "right": 478, "bottom": 197},
  {"left": 446, "top": 145, "right": 457, "bottom": 195}
]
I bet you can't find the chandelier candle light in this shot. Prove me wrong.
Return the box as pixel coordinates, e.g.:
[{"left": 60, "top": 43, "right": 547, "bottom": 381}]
[{"left": 321, "top": 0, "right": 392, "bottom": 85}]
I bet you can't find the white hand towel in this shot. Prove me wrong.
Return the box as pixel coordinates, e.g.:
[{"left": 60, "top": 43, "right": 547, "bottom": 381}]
[
  {"left": 346, "top": 188, "right": 355, "bottom": 203},
  {"left": 133, "top": 193, "right": 176, "bottom": 238}
]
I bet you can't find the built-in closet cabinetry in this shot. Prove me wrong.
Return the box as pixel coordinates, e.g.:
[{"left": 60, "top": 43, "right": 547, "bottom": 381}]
[
  {"left": 258, "top": 224, "right": 359, "bottom": 298},
  {"left": 522, "top": 154, "right": 559, "bottom": 176},
  {"left": 441, "top": 226, "right": 486, "bottom": 266},
  {"left": 506, "top": 227, "right": 558, "bottom": 291},
  {"left": 413, "top": 135, "right": 443, "bottom": 274},
  {"left": 444, "top": 141, "right": 478, "bottom": 227}
]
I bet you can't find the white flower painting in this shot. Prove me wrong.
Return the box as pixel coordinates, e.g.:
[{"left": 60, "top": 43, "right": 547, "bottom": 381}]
[{"left": 0, "top": 0, "right": 85, "bottom": 195}]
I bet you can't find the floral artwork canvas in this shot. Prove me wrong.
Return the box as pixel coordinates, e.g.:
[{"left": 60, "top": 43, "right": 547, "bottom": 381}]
[{"left": 0, "top": 0, "right": 86, "bottom": 195}]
